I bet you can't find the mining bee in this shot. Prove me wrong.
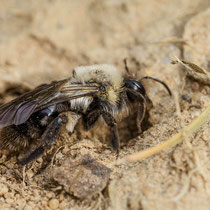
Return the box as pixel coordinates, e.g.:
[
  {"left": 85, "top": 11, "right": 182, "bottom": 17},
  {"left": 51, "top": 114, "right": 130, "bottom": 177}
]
[{"left": 0, "top": 62, "right": 171, "bottom": 165}]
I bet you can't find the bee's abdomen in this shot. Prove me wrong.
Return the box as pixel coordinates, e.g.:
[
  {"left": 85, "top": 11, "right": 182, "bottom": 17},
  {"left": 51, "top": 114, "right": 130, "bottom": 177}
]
[
  {"left": 0, "top": 125, "right": 32, "bottom": 151},
  {"left": 0, "top": 119, "right": 43, "bottom": 151}
]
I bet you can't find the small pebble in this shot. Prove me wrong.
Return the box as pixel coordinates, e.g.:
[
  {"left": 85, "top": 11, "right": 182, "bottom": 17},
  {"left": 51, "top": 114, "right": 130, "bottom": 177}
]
[
  {"left": 56, "top": 152, "right": 63, "bottom": 159},
  {"left": 4, "top": 192, "right": 14, "bottom": 199},
  {"left": 27, "top": 201, "right": 35, "bottom": 208},
  {"left": 46, "top": 192, "right": 55, "bottom": 199},
  {"left": 202, "top": 128, "right": 210, "bottom": 141},
  {"left": 16, "top": 199, "right": 26, "bottom": 206},
  {"left": 23, "top": 205, "right": 33, "bottom": 210},
  {"left": 0, "top": 184, "right": 8, "bottom": 196},
  {"left": 36, "top": 157, "right": 43, "bottom": 163},
  {"left": 41, "top": 200, "right": 48, "bottom": 206},
  {"left": 5, "top": 198, "right": 13, "bottom": 204},
  {"left": 0, "top": 208, "right": 10, "bottom": 210},
  {"left": 26, "top": 171, "right": 34, "bottom": 179},
  {"left": 48, "top": 198, "right": 59, "bottom": 209},
  {"left": 59, "top": 192, "right": 64, "bottom": 201},
  {"left": 191, "top": 82, "right": 200, "bottom": 91},
  {"left": 104, "top": 149, "right": 111, "bottom": 154}
]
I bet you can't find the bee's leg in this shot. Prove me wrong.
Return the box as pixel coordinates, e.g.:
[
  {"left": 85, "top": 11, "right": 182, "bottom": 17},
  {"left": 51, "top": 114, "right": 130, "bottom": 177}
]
[
  {"left": 65, "top": 112, "right": 81, "bottom": 133},
  {"left": 83, "top": 109, "right": 101, "bottom": 130},
  {"left": 102, "top": 112, "right": 120, "bottom": 154},
  {"left": 18, "top": 114, "right": 68, "bottom": 165},
  {"left": 136, "top": 100, "right": 147, "bottom": 133}
]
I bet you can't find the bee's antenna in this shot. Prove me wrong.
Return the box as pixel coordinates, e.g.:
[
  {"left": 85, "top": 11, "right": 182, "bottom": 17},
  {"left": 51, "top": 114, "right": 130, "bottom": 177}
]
[
  {"left": 141, "top": 76, "right": 172, "bottom": 96},
  {"left": 123, "top": 58, "right": 130, "bottom": 73}
]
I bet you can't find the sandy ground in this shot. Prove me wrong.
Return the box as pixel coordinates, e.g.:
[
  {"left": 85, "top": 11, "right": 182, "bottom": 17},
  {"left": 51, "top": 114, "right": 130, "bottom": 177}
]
[{"left": 0, "top": 0, "right": 210, "bottom": 209}]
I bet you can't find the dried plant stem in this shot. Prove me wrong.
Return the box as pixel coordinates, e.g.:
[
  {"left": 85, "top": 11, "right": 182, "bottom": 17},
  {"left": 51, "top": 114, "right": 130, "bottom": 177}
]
[{"left": 126, "top": 105, "right": 210, "bottom": 162}]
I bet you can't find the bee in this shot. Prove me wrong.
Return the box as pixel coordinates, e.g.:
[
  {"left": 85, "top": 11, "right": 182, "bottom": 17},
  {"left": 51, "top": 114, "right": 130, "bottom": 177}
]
[{"left": 0, "top": 62, "right": 171, "bottom": 165}]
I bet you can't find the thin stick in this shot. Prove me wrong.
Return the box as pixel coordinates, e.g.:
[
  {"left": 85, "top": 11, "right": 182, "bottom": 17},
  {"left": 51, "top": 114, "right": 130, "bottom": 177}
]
[
  {"left": 172, "top": 56, "right": 210, "bottom": 79},
  {"left": 126, "top": 105, "right": 210, "bottom": 162}
]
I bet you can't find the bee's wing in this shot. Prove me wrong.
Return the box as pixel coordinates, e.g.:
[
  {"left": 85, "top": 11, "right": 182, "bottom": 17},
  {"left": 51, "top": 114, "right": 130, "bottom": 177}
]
[{"left": 0, "top": 79, "right": 99, "bottom": 128}]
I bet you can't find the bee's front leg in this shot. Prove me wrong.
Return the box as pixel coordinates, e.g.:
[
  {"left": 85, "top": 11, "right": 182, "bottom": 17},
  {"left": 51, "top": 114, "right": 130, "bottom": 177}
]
[
  {"left": 136, "top": 100, "right": 146, "bottom": 134},
  {"left": 83, "top": 109, "right": 101, "bottom": 130},
  {"left": 18, "top": 113, "right": 68, "bottom": 165},
  {"left": 102, "top": 112, "right": 120, "bottom": 155}
]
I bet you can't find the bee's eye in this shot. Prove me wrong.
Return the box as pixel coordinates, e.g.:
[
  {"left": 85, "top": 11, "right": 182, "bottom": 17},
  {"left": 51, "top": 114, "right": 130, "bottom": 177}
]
[
  {"left": 124, "top": 80, "right": 146, "bottom": 95},
  {"left": 99, "top": 84, "right": 107, "bottom": 92}
]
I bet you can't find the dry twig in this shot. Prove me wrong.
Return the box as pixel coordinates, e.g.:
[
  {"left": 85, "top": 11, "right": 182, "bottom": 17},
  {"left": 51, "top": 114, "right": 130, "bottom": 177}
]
[{"left": 126, "top": 105, "right": 210, "bottom": 162}]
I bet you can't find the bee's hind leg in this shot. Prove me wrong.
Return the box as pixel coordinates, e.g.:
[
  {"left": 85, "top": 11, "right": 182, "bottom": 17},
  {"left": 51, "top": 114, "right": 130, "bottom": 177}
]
[{"left": 18, "top": 114, "right": 68, "bottom": 165}]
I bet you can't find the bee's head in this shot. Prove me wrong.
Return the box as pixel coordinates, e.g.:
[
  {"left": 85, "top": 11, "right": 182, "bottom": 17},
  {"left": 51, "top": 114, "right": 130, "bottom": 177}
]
[
  {"left": 124, "top": 79, "right": 153, "bottom": 105},
  {"left": 122, "top": 59, "right": 171, "bottom": 100},
  {"left": 124, "top": 77, "right": 171, "bottom": 105},
  {"left": 124, "top": 80, "right": 146, "bottom": 96}
]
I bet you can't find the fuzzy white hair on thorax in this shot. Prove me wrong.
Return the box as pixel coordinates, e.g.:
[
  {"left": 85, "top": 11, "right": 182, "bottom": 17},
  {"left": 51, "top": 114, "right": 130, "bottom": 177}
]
[
  {"left": 70, "top": 96, "right": 93, "bottom": 111},
  {"left": 72, "top": 64, "right": 124, "bottom": 89}
]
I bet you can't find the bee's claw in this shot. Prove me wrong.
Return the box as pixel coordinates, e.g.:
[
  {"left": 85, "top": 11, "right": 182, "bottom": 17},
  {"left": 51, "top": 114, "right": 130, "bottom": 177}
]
[{"left": 115, "top": 149, "right": 120, "bottom": 159}]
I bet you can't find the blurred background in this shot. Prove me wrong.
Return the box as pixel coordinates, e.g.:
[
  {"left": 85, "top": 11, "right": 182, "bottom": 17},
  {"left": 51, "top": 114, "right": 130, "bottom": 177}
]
[{"left": 0, "top": 0, "right": 209, "bottom": 88}]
